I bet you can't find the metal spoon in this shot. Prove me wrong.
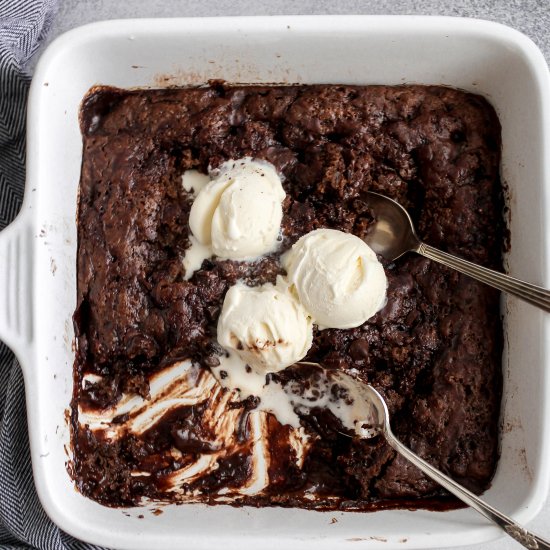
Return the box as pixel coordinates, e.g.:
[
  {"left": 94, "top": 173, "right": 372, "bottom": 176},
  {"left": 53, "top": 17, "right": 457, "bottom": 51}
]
[
  {"left": 294, "top": 362, "right": 550, "bottom": 550},
  {"left": 362, "top": 191, "right": 550, "bottom": 313}
]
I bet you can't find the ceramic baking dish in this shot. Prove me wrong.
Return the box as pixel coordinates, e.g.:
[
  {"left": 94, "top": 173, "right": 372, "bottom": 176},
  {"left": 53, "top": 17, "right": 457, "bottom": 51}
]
[{"left": 0, "top": 15, "right": 548, "bottom": 550}]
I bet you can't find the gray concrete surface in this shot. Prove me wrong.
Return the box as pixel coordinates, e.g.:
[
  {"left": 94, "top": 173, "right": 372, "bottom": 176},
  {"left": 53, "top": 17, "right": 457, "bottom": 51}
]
[{"left": 40, "top": 0, "right": 550, "bottom": 63}]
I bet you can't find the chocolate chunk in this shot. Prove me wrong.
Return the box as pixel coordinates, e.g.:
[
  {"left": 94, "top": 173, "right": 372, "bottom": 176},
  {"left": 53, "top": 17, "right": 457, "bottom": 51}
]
[
  {"left": 203, "top": 355, "right": 221, "bottom": 368},
  {"left": 349, "top": 339, "right": 370, "bottom": 361}
]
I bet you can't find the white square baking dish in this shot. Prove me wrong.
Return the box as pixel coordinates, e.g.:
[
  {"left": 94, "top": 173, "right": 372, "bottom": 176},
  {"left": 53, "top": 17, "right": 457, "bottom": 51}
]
[{"left": 0, "top": 15, "right": 548, "bottom": 550}]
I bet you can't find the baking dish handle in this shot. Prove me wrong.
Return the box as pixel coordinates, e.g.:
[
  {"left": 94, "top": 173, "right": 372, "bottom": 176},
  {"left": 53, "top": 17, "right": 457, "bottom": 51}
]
[{"left": 0, "top": 214, "right": 33, "bottom": 367}]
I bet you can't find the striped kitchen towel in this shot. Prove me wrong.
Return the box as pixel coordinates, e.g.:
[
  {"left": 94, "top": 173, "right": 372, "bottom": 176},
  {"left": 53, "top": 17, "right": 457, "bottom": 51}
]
[{"left": 0, "top": 1, "right": 102, "bottom": 548}]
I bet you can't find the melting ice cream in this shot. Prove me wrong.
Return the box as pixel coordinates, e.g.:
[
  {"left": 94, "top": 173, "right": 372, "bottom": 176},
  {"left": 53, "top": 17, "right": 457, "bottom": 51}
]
[
  {"left": 283, "top": 228, "right": 387, "bottom": 329},
  {"left": 183, "top": 158, "right": 286, "bottom": 278}
]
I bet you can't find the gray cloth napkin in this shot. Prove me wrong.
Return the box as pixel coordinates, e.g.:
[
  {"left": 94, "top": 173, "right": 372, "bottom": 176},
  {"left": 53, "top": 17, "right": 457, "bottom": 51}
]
[{"left": 0, "top": 1, "right": 103, "bottom": 548}]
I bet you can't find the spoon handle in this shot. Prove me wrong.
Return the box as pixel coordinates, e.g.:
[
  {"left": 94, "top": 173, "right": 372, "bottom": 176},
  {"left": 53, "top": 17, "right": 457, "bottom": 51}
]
[
  {"left": 417, "top": 243, "right": 550, "bottom": 313},
  {"left": 384, "top": 428, "right": 550, "bottom": 549}
]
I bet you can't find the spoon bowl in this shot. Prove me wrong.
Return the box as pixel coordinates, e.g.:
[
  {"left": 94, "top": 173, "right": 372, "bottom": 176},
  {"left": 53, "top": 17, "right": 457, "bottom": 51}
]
[
  {"left": 362, "top": 191, "right": 550, "bottom": 312},
  {"left": 363, "top": 191, "right": 421, "bottom": 261}
]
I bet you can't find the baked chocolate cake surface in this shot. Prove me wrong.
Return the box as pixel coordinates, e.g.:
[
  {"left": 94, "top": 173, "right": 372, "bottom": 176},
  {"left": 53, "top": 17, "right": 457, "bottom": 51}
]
[{"left": 72, "top": 83, "right": 503, "bottom": 509}]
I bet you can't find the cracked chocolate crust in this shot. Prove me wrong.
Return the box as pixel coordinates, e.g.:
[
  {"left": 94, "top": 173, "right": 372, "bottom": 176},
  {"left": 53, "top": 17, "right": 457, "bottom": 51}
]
[{"left": 72, "top": 83, "right": 503, "bottom": 509}]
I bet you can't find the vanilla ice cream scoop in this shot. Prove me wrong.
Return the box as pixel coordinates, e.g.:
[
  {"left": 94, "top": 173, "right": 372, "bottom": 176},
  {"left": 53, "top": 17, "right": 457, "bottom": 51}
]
[
  {"left": 217, "top": 282, "right": 313, "bottom": 374},
  {"left": 282, "top": 228, "right": 387, "bottom": 329},
  {"left": 189, "top": 158, "right": 285, "bottom": 261}
]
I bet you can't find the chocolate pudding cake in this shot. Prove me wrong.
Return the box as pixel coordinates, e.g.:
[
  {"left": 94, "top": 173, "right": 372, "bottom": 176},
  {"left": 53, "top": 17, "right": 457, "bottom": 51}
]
[{"left": 72, "top": 83, "right": 504, "bottom": 509}]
